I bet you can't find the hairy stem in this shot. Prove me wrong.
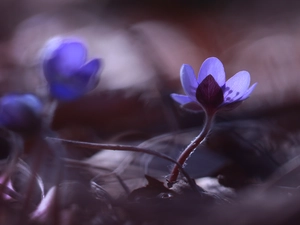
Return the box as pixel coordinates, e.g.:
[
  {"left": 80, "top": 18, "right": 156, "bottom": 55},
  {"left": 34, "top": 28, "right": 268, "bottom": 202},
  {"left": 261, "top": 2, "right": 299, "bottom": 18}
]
[{"left": 168, "top": 110, "right": 215, "bottom": 186}]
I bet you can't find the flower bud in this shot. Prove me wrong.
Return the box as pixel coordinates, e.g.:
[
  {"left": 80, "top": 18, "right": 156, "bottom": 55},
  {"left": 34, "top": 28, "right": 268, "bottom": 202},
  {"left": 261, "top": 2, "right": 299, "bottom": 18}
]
[
  {"left": 0, "top": 94, "right": 43, "bottom": 133},
  {"left": 43, "top": 38, "right": 102, "bottom": 101}
]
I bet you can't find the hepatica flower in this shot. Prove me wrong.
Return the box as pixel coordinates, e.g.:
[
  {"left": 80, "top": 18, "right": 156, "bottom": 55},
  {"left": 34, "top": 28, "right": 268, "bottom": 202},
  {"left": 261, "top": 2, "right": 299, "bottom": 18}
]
[
  {"left": 43, "top": 38, "right": 102, "bottom": 101},
  {"left": 168, "top": 57, "right": 257, "bottom": 185},
  {"left": 171, "top": 57, "right": 257, "bottom": 114},
  {"left": 0, "top": 94, "right": 43, "bottom": 133}
]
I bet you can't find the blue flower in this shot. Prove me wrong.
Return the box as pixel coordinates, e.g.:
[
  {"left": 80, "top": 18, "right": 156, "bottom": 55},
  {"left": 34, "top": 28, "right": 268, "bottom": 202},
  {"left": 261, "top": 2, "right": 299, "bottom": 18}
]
[
  {"left": 43, "top": 38, "right": 102, "bottom": 101},
  {"left": 171, "top": 57, "right": 257, "bottom": 113},
  {"left": 0, "top": 94, "right": 43, "bottom": 133}
]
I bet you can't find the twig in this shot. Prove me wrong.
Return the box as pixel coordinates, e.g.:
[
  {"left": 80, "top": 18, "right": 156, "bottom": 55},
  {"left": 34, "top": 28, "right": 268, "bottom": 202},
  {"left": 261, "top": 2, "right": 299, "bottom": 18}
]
[{"left": 46, "top": 137, "right": 198, "bottom": 192}]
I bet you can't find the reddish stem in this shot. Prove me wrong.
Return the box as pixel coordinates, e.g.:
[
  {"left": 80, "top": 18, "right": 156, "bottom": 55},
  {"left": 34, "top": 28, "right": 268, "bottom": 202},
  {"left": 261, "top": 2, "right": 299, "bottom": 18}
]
[{"left": 168, "top": 110, "right": 216, "bottom": 186}]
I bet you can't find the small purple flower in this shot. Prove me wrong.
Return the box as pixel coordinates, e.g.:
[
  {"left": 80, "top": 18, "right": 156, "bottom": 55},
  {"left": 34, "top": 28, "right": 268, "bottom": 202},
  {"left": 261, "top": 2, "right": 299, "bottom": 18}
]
[
  {"left": 43, "top": 38, "right": 102, "bottom": 101},
  {"left": 171, "top": 57, "right": 257, "bottom": 113},
  {"left": 0, "top": 94, "right": 43, "bottom": 133}
]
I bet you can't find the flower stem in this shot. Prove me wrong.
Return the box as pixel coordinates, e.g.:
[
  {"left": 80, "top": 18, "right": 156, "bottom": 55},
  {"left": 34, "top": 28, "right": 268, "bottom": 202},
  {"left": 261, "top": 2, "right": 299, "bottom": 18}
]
[{"left": 168, "top": 110, "right": 216, "bottom": 186}]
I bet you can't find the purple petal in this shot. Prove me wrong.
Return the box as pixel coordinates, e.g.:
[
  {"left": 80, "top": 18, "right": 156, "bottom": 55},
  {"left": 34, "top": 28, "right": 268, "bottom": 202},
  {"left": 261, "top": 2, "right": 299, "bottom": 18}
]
[
  {"left": 198, "top": 57, "right": 225, "bottom": 87},
  {"left": 49, "top": 83, "right": 86, "bottom": 101},
  {"left": 80, "top": 58, "right": 101, "bottom": 77},
  {"left": 43, "top": 39, "right": 87, "bottom": 81},
  {"left": 239, "top": 83, "right": 257, "bottom": 101},
  {"left": 170, "top": 93, "right": 193, "bottom": 105},
  {"left": 180, "top": 64, "right": 198, "bottom": 99},
  {"left": 76, "top": 58, "right": 101, "bottom": 90},
  {"left": 0, "top": 94, "right": 43, "bottom": 132},
  {"left": 2, "top": 94, "right": 43, "bottom": 116},
  {"left": 48, "top": 59, "right": 101, "bottom": 101},
  {"left": 223, "top": 71, "right": 250, "bottom": 103}
]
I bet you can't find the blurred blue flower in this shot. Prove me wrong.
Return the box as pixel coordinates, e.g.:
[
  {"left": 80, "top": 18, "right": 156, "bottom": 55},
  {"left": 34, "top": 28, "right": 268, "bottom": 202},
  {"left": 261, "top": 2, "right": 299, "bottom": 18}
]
[
  {"left": 43, "top": 38, "right": 102, "bottom": 101},
  {"left": 0, "top": 94, "right": 43, "bottom": 133},
  {"left": 171, "top": 57, "right": 257, "bottom": 113}
]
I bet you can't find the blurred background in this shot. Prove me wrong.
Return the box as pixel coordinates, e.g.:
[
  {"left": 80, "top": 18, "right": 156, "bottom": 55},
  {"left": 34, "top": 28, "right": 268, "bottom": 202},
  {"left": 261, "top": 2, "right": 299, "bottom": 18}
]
[
  {"left": 0, "top": 0, "right": 300, "bottom": 138},
  {"left": 3, "top": 2, "right": 300, "bottom": 224}
]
